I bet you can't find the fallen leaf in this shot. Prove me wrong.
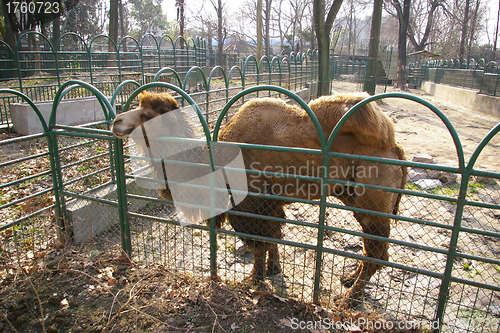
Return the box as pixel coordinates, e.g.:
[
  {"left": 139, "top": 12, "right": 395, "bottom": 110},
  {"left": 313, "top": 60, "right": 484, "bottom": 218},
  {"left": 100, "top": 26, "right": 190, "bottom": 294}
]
[
  {"left": 280, "top": 318, "right": 293, "bottom": 328},
  {"left": 252, "top": 294, "right": 262, "bottom": 305},
  {"left": 272, "top": 294, "right": 288, "bottom": 302},
  {"left": 231, "top": 323, "right": 239, "bottom": 330},
  {"left": 314, "top": 305, "right": 323, "bottom": 314}
]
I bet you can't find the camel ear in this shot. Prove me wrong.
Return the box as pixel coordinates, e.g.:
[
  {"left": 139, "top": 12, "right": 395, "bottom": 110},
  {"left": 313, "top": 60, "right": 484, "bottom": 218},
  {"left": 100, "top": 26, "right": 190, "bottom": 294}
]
[{"left": 156, "top": 94, "right": 179, "bottom": 114}]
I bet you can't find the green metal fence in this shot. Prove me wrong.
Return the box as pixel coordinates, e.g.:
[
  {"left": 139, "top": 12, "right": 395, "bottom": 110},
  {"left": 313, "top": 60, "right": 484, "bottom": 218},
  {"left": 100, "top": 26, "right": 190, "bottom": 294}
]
[
  {"left": 1, "top": 69, "right": 499, "bottom": 332},
  {"left": 409, "top": 58, "right": 500, "bottom": 96}
]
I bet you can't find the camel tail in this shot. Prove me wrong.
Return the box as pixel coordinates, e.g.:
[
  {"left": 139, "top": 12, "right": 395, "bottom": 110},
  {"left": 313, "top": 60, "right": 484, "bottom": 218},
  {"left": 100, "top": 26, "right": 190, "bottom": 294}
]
[{"left": 392, "top": 144, "right": 407, "bottom": 215}]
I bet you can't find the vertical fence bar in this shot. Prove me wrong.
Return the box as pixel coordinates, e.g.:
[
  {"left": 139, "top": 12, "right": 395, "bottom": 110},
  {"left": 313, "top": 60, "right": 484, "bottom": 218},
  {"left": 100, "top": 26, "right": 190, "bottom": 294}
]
[
  {"left": 114, "top": 137, "right": 132, "bottom": 255},
  {"left": 313, "top": 152, "right": 331, "bottom": 303},
  {"left": 433, "top": 171, "right": 470, "bottom": 332}
]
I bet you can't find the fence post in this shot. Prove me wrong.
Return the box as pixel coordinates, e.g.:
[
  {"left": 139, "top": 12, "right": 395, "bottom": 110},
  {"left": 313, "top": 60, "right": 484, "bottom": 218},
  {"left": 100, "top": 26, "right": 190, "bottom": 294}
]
[
  {"left": 114, "top": 137, "right": 132, "bottom": 255},
  {"left": 313, "top": 152, "right": 330, "bottom": 303},
  {"left": 433, "top": 170, "right": 469, "bottom": 332}
]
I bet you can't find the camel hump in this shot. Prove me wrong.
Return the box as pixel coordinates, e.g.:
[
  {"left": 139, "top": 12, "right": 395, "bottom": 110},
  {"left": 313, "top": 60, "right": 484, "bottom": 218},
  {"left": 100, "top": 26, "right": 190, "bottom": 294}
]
[{"left": 309, "top": 93, "right": 396, "bottom": 149}]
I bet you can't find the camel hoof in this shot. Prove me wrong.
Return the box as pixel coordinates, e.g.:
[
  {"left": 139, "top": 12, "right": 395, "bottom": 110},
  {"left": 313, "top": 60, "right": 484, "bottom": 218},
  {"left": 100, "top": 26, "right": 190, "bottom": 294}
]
[
  {"left": 266, "top": 263, "right": 282, "bottom": 276},
  {"left": 340, "top": 274, "right": 356, "bottom": 288},
  {"left": 335, "top": 289, "right": 363, "bottom": 309}
]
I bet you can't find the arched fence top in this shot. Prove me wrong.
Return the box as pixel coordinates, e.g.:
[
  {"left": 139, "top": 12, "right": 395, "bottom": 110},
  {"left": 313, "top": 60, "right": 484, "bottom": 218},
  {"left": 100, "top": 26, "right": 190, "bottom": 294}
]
[
  {"left": 174, "top": 36, "right": 188, "bottom": 49},
  {"left": 186, "top": 38, "right": 196, "bottom": 49},
  {"left": 243, "top": 55, "right": 259, "bottom": 75},
  {"left": 227, "top": 65, "right": 244, "bottom": 88},
  {"left": 468, "top": 58, "right": 477, "bottom": 69},
  {"left": 0, "top": 40, "right": 16, "bottom": 59},
  {"left": 270, "top": 56, "right": 282, "bottom": 72},
  {"left": 258, "top": 56, "right": 271, "bottom": 73},
  {"left": 159, "top": 35, "right": 175, "bottom": 48},
  {"left": 183, "top": 66, "right": 208, "bottom": 91},
  {"left": 327, "top": 92, "right": 466, "bottom": 170},
  {"left": 111, "top": 80, "right": 141, "bottom": 109},
  {"left": 56, "top": 32, "right": 89, "bottom": 52},
  {"left": 484, "top": 61, "right": 499, "bottom": 74},
  {"left": 140, "top": 34, "right": 160, "bottom": 49},
  {"left": 0, "top": 88, "right": 49, "bottom": 134},
  {"left": 89, "top": 34, "right": 118, "bottom": 53},
  {"left": 122, "top": 82, "right": 211, "bottom": 143},
  {"left": 212, "top": 85, "right": 326, "bottom": 150},
  {"left": 16, "top": 31, "right": 55, "bottom": 54},
  {"left": 478, "top": 58, "right": 486, "bottom": 69},
  {"left": 153, "top": 67, "right": 183, "bottom": 87},
  {"left": 281, "top": 56, "right": 291, "bottom": 72},
  {"left": 208, "top": 66, "right": 228, "bottom": 91},
  {"left": 467, "top": 121, "right": 500, "bottom": 171},
  {"left": 118, "top": 36, "right": 141, "bottom": 53}
]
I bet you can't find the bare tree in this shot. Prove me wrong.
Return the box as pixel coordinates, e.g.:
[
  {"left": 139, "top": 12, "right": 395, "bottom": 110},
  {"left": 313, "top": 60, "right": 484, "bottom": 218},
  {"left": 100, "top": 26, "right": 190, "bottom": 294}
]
[
  {"left": 176, "top": 0, "right": 186, "bottom": 48},
  {"left": 364, "top": 0, "right": 383, "bottom": 95},
  {"left": 109, "top": 0, "right": 118, "bottom": 49},
  {"left": 313, "top": 0, "right": 344, "bottom": 96},
  {"left": 407, "top": 0, "right": 446, "bottom": 52},
  {"left": 459, "top": 0, "right": 471, "bottom": 60},
  {"left": 392, "top": 0, "right": 411, "bottom": 90},
  {"left": 494, "top": 0, "right": 500, "bottom": 53}
]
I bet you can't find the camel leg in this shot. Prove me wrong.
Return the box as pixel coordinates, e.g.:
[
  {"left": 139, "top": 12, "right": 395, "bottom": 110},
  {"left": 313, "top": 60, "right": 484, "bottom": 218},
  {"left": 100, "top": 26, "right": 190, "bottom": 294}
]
[
  {"left": 339, "top": 215, "right": 390, "bottom": 308},
  {"left": 266, "top": 243, "right": 282, "bottom": 276},
  {"left": 250, "top": 244, "right": 267, "bottom": 283}
]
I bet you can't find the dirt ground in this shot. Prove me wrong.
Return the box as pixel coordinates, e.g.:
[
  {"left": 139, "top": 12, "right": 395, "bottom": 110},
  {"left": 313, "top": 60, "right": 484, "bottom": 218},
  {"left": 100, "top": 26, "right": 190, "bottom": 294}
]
[
  {"left": 0, "top": 245, "right": 419, "bottom": 333},
  {"left": 1, "top": 81, "right": 499, "bottom": 333}
]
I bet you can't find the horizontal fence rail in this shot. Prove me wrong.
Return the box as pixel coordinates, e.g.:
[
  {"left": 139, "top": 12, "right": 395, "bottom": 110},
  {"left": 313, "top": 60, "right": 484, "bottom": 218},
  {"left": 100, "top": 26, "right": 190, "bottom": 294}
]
[{"left": 0, "top": 74, "right": 499, "bottom": 332}]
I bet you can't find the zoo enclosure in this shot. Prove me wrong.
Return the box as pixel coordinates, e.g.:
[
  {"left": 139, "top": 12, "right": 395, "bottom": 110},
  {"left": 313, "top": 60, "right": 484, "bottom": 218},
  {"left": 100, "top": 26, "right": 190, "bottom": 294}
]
[
  {"left": 1, "top": 71, "right": 499, "bottom": 332},
  {"left": 0, "top": 32, "right": 318, "bottom": 127}
]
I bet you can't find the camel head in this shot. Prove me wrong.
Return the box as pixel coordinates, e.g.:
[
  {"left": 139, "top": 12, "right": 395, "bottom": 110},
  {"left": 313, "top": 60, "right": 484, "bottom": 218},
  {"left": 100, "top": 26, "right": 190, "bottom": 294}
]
[{"left": 111, "top": 91, "right": 179, "bottom": 139}]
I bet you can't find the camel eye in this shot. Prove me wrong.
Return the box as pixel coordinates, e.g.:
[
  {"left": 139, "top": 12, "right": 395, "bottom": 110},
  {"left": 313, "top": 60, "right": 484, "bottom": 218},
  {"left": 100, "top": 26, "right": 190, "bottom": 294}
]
[{"left": 140, "top": 114, "right": 152, "bottom": 122}]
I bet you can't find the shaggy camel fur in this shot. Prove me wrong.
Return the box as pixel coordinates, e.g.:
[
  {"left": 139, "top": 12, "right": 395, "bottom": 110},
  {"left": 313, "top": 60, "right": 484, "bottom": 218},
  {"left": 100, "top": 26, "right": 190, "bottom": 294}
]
[{"left": 111, "top": 91, "right": 407, "bottom": 308}]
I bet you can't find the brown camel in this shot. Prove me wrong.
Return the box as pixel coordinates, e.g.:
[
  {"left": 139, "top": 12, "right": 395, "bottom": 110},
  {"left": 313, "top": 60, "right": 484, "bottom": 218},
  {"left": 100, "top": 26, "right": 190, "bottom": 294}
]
[{"left": 111, "top": 91, "right": 407, "bottom": 308}]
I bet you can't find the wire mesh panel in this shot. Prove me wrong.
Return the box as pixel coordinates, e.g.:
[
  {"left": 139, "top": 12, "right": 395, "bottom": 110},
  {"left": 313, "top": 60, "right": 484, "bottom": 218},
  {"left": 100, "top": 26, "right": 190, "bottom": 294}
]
[
  {"left": 55, "top": 124, "right": 120, "bottom": 244},
  {"left": 0, "top": 89, "right": 58, "bottom": 271}
]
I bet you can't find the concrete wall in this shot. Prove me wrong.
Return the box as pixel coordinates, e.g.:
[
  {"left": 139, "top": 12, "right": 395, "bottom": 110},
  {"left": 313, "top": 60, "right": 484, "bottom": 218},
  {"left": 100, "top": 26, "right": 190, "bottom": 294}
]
[
  {"left": 66, "top": 173, "right": 156, "bottom": 243},
  {"left": 422, "top": 81, "right": 500, "bottom": 117},
  {"left": 10, "top": 96, "right": 113, "bottom": 135}
]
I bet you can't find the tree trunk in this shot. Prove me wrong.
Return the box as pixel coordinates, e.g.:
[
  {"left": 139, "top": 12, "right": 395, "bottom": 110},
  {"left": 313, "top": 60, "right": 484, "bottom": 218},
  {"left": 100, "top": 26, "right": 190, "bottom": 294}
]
[
  {"left": 264, "top": 0, "right": 272, "bottom": 57},
  {"left": 364, "top": 0, "right": 383, "bottom": 95},
  {"left": 119, "top": 0, "right": 127, "bottom": 52},
  {"left": 494, "top": 0, "right": 500, "bottom": 54},
  {"left": 2, "top": 1, "right": 18, "bottom": 51},
  {"left": 313, "top": 0, "right": 344, "bottom": 96},
  {"left": 459, "top": 0, "right": 470, "bottom": 61},
  {"left": 52, "top": 17, "right": 60, "bottom": 49},
  {"left": 108, "top": 0, "right": 119, "bottom": 66},
  {"left": 217, "top": 0, "right": 224, "bottom": 67},
  {"left": 257, "top": 0, "right": 263, "bottom": 61},
  {"left": 394, "top": 0, "right": 410, "bottom": 90}
]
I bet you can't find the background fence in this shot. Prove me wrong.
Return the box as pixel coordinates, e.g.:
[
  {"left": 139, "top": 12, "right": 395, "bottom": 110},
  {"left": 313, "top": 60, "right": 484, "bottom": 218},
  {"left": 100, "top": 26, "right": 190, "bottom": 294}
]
[
  {"left": 408, "top": 58, "right": 500, "bottom": 96},
  {"left": 0, "top": 32, "right": 321, "bottom": 128},
  {"left": 1, "top": 67, "right": 499, "bottom": 331}
]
